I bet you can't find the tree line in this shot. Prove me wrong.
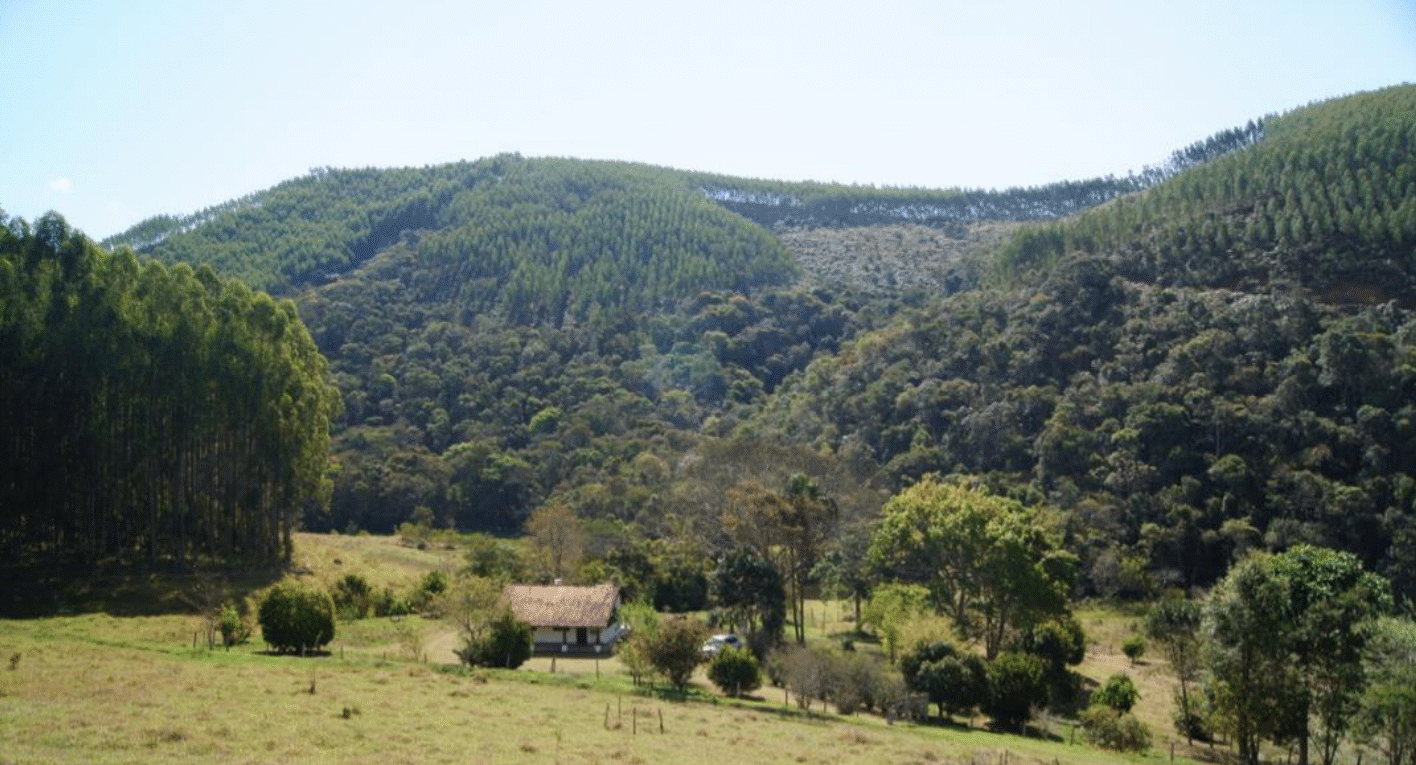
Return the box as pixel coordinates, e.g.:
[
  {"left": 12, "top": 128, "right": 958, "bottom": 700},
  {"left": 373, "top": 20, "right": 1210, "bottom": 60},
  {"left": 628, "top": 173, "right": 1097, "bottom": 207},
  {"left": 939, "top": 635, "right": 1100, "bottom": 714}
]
[{"left": 0, "top": 212, "right": 340, "bottom": 567}]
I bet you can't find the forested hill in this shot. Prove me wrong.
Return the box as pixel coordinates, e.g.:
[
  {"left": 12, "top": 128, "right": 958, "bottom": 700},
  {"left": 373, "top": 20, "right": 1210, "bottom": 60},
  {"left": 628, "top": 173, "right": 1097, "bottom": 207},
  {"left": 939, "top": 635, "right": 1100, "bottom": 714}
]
[
  {"left": 82, "top": 84, "right": 1416, "bottom": 604},
  {"left": 754, "top": 84, "right": 1416, "bottom": 600},
  {"left": 998, "top": 84, "right": 1416, "bottom": 304}
]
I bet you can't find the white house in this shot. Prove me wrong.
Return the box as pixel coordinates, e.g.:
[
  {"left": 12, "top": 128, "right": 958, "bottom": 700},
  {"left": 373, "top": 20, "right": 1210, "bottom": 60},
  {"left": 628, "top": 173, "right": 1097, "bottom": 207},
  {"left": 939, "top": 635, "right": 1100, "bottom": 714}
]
[{"left": 502, "top": 583, "right": 622, "bottom": 655}]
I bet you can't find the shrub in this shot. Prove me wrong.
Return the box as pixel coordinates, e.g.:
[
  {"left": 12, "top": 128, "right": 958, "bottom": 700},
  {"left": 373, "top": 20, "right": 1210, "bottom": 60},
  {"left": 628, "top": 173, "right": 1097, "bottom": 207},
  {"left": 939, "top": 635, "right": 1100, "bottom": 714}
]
[
  {"left": 1121, "top": 635, "right": 1146, "bottom": 665},
  {"left": 825, "top": 651, "right": 896, "bottom": 715},
  {"left": 901, "top": 641, "right": 986, "bottom": 719},
  {"left": 259, "top": 581, "right": 336, "bottom": 653},
  {"left": 1081, "top": 705, "right": 1152, "bottom": 752},
  {"left": 708, "top": 647, "right": 762, "bottom": 697},
  {"left": 1091, "top": 673, "right": 1140, "bottom": 713},
  {"left": 219, "top": 602, "right": 253, "bottom": 647},
  {"left": 456, "top": 607, "right": 532, "bottom": 669},
  {"left": 778, "top": 645, "right": 833, "bottom": 711},
  {"left": 644, "top": 617, "right": 708, "bottom": 692},
  {"left": 374, "top": 587, "right": 413, "bottom": 617},
  {"left": 983, "top": 652, "right": 1049, "bottom": 731},
  {"left": 331, "top": 573, "right": 374, "bottom": 620}
]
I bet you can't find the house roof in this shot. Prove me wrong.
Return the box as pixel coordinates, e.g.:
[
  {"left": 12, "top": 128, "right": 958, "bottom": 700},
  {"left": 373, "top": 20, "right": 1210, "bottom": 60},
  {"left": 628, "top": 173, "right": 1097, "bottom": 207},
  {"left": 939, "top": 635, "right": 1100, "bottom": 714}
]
[{"left": 502, "top": 583, "right": 619, "bottom": 628}]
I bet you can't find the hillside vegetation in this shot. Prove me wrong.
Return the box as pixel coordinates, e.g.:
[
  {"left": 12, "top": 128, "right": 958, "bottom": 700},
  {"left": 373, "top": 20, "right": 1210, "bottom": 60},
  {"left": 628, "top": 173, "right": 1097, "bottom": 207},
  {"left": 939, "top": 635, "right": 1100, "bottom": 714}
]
[{"left": 51, "top": 84, "right": 1416, "bottom": 609}]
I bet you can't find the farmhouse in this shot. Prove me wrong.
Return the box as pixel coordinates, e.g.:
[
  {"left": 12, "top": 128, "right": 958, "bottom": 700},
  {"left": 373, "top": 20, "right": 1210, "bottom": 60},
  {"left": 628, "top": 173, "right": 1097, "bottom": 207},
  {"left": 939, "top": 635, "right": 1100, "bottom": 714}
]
[{"left": 503, "top": 582, "right": 622, "bottom": 655}]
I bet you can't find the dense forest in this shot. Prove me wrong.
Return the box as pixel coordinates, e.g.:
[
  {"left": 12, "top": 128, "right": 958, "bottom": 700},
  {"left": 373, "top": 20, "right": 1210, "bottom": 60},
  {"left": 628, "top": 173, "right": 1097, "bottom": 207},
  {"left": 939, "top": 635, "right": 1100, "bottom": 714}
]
[
  {"left": 0, "top": 213, "right": 340, "bottom": 566},
  {"left": 15, "top": 84, "right": 1412, "bottom": 609}
]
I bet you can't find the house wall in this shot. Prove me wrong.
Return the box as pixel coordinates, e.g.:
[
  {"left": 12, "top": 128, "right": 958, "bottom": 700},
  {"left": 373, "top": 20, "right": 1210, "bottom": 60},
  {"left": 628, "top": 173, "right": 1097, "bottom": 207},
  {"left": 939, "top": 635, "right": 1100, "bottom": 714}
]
[{"left": 531, "top": 622, "right": 622, "bottom": 647}]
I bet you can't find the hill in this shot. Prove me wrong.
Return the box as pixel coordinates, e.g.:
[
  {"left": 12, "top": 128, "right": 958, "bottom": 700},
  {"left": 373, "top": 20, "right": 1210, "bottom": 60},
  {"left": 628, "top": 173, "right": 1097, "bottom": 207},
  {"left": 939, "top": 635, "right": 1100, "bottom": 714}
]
[
  {"left": 86, "top": 84, "right": 1416, "bottom": 603},
  {"left": 755, "top": 84, "right": 1416, "bottom": 598}
]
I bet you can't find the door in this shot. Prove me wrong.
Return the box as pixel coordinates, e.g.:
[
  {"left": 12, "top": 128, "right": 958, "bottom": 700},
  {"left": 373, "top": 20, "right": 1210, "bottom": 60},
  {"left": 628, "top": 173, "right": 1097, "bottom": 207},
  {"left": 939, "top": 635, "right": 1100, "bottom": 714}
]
[{"left": 576, "top": 627, "right": 588, "bottom": 645}]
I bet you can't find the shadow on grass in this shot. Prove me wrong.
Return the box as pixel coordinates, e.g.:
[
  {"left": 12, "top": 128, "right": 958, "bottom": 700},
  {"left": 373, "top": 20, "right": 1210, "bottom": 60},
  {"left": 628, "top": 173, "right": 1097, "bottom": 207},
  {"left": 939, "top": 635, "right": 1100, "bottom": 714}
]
[{"left": 0, "top": 563, "right": 283, "bottom": 618}]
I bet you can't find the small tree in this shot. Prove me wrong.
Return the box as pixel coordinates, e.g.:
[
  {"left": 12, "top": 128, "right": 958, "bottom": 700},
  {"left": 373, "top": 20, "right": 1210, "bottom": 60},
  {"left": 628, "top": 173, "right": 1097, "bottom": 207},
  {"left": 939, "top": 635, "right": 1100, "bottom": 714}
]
[
  {"left": 259, "top": 580, "right": 336, "bottom": 653},
  {"left": 1092, "top": 673, "right": 1140, "bottom": 713},
  {"left": 616, "top": 600, "right": 661, "bottom": 686},
  {"left": 644, "top": 617, "right": 708, "bottom": 692},
  {"left": 219, "top": 602, "right": 253, "bottom": 647},
  {"left": 708, "top": 647, "right": 762, "bottom": 698},
  {"left": 861, "top": 583, "right": 931, "bottom": 663},
  {"left": 1146, "top": 596, "right": 1203, "bottom": 742},
  {"left": 983, "top": 652, "right": 1048, "bottom": 731},
  {"left": 1121, "top": 635, "right": 1146, "bottom": 665}
]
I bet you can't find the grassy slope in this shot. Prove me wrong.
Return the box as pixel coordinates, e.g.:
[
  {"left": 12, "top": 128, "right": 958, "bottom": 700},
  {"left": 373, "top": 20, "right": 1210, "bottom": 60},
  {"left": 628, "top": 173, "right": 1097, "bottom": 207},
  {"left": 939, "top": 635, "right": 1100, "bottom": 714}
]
[{"left": 0, "top": 534, "right": 1196, "bottom": 765}]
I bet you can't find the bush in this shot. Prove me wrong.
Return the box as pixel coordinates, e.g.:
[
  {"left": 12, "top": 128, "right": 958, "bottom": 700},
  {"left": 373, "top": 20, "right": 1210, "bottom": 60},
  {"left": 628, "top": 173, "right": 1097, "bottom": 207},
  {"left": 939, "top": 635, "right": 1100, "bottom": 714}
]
[
  {"left": 644, "top": 617, "right": 708, "bottom": 692},
  {"left": 708, "top": 647, "right": 762, "bottom": 697},
  {"left": 1121, "top": 635, "right": 1146, "bottom": 665},
  {"left": 219, "top": 602, "right": 253, "bottom": 647},
  {"left": 259, "top": 581, "right": 336, "bottom": 653},
  {"left": 374, "top": 586, "right": 413, "bottom": 617},
  {"left": 1091, "top": 673, "right": 1140, "bottom": 713},
  {"left": 1081, "top": 705, "right": 1152, "bottom": 752},
  {"left": 456, "top": 607, "right": 532, "bottom": 668},
  {"left": 901, "top": 641, "right": 986, "bottom": 720},
  {"left": 331, "top": 573, "right": 374, "bottom": 620},
  {"left": 826, "top": 651, "right": 896, "bottom": 715},
  {"left": 983, "top": 652, "right": 1049, "bottom": 731}
]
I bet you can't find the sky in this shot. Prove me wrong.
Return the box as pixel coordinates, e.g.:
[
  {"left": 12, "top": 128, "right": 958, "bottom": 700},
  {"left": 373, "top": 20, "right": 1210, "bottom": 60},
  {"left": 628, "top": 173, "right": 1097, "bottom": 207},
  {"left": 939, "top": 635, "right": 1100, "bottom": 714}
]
[{"left": 1, "top": 0, "right": 1414, "bottom": 241}]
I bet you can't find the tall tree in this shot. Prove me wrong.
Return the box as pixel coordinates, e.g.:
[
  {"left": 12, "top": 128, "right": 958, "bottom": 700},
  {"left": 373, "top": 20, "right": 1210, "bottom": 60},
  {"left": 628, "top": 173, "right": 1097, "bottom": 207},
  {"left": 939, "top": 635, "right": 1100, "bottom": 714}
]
[
  {"left": 869, "top": 476, "right": 1076, "bottom": 658},
  {"left": 1205, "top": 546, "right": 1390, "bottom": 765}
]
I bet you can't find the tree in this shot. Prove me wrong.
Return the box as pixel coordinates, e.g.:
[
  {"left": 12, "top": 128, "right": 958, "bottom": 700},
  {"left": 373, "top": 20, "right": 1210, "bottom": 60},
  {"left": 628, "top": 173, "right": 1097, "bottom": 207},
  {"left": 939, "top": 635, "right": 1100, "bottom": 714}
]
[
  {"left": 1092, "top": 673, "right": 1140, "bottom": 713},
  {"left": 711, "top": 546, "right": 785, "bottom": 642},
  {"left": 643, "top": 617, "right": 709, "bottom": 693},
  {"left": 984, "top": 652, "right": 1049, "bottom": 731},
  {"left": 615, "top": 600, "right": 661, "bottom": 687},
  {"left": 1205, "top": 546, "right": 1391, "bottom": 765},
  {"left": 524, "top": 502, "right": 585, "bottom": 582},
  {"left": 1145, "top": 597, "right": 1203, "bottom": 742},
  {"left": 723, "top": 473, "right": 839, "bottom": 644},
  {"left": 1121, "top": 635, "right": 1146, "bottom": 666},
  {"left": 258, "top": 581, "right": 337, "bottom": 653},
  {"left": 812, "top": 520, "right": 877, "bottom": 628},
  {"left": 1012, "top": 615, "right": 1087, "bottom": 707},
  {"left": 869, "top": 476, "right": 1076, "bottom": 658},
  {"left": 861, "top": 582, "right": 932, "bottom": 663},
  {"left": 1357, "top": 617, "right": 1416, "bottom": 765},
  {"left": 439, "top": 575, "right": 506, "bottom": 662},
  {"left": 901, "top": 641, "right": 987, "bottom": 720}
]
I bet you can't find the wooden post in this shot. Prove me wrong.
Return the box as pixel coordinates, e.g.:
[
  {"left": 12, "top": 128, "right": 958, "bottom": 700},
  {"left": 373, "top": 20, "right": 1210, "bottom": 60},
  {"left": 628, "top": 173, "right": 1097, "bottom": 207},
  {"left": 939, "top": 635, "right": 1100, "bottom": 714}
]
[
  {"left": 632, "top": 707, "right": 637, "bottom": 735},
  {"left": 193, "top": 631, "right": 198, "bottom": 649},
  {"left": 659, "top": 708, "right": 664, "bottom": 734},
  {"left": 604, "top": 703, "right": 610, "bottom": 729},
  {"left": 551, "top": 655, "right": 556, "bottom": 673}
]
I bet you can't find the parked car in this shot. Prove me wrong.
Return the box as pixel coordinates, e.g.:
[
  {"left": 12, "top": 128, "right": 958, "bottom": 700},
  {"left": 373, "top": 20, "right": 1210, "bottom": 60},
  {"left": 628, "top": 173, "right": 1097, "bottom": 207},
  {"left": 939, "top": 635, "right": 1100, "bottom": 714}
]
[{"left": 701, "top": 633, "right": 742, "bottom": 656}]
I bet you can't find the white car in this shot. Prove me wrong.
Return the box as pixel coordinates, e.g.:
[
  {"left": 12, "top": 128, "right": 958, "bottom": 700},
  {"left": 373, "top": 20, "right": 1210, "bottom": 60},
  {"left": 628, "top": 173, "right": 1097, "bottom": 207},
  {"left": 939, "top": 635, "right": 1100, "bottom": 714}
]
[{"left": 701, "top": 633, "right": 742, "bottom": 656}]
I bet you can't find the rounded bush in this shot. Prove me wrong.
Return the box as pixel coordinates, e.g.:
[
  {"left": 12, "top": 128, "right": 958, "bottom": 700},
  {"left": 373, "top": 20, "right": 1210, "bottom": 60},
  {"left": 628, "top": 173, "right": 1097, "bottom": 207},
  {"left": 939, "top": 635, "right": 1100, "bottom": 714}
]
[
  {"left": 259, "top": 581, "right": 336, "bottom": 653},
  {"left": 984, "top": 652, "right": 1049, "bottom": 730},
  {"left": 1081, "top": 705, "right": 1152, "bottom": 752},
  {"left": 1091, "top": 673, "right": 1140, "bottom": 713},
  {"left": 708, "top": 647, "right": 762, "bottom": 697}
]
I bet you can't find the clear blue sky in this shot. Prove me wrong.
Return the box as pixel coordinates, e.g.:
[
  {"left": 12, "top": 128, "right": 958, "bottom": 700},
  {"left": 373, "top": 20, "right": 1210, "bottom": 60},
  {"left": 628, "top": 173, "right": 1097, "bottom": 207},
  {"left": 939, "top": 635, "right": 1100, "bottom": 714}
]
[{"left": 2, "top": 0, "right": 1413, "bottom": 241}]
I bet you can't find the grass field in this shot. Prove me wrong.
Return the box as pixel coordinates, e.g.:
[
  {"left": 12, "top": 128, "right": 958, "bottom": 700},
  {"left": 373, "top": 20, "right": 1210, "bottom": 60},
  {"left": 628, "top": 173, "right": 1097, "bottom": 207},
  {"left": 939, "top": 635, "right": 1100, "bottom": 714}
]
[{"left": 0, "top": 533, "right": 1206, "bottom": 765}]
